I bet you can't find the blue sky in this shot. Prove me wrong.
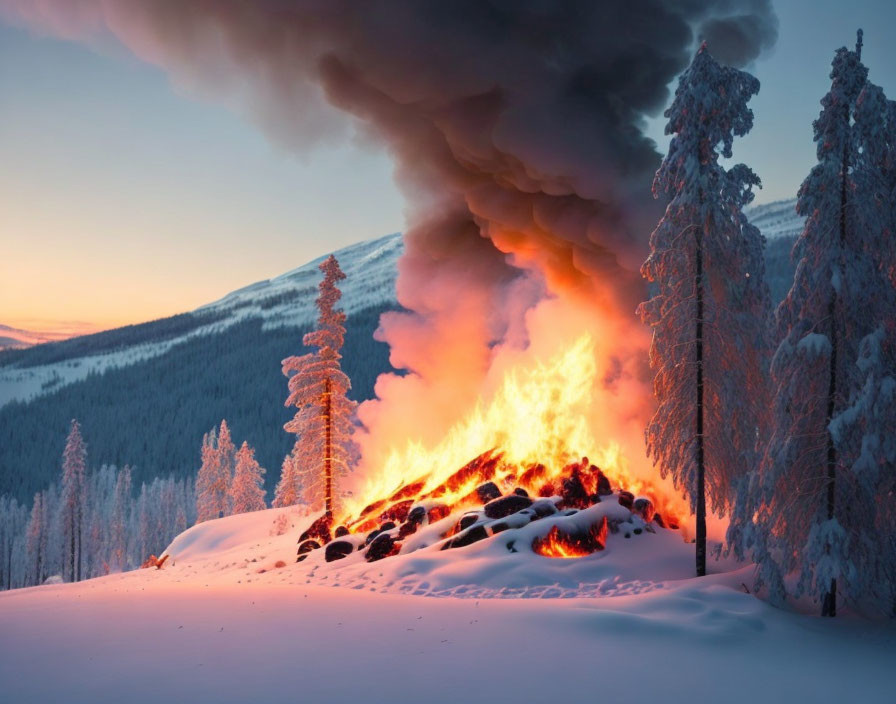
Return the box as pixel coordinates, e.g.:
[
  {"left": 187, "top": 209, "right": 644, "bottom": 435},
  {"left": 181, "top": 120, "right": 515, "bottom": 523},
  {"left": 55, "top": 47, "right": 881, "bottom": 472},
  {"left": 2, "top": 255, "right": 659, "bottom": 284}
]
[{"left": 1, "top": 0, "right": 894, "bottom": 331}]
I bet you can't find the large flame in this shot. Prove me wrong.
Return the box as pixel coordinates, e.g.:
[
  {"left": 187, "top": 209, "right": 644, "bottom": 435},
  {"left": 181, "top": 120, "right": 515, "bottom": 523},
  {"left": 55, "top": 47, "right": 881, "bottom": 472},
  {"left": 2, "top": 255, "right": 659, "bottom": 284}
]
[{"left": 345, "top": 327, "right": 686, "bottom": 525}]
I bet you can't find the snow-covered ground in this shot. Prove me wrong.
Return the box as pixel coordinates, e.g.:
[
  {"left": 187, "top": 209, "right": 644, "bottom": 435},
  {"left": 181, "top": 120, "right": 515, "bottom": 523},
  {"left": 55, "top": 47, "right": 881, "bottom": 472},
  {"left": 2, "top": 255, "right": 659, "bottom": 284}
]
[{"left": 1, "top": 503, "right": 893, "bottom": 703}]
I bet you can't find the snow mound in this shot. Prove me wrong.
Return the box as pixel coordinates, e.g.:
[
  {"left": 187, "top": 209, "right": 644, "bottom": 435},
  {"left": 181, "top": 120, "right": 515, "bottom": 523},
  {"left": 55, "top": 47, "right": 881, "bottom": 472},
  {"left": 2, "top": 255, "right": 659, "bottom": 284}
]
[{"left": 160, "top": 496, "right": 716, "bottom": 600}]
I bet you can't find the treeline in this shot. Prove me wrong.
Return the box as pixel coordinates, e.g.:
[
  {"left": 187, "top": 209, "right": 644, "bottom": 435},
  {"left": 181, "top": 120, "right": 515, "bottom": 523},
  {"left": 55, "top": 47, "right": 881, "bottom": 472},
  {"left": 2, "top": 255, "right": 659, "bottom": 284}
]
[
  {"left": 0, "top": 305, "right": 396, "bottom": 503},
  {"left": 0, "top": 417, "right": 279, "bottom": 590},
  {"left": 0, "top": 458, "right": 195, "bottom": 591},
  {"left": 641, "top": 35, "right": 895, "bottom": 616}
]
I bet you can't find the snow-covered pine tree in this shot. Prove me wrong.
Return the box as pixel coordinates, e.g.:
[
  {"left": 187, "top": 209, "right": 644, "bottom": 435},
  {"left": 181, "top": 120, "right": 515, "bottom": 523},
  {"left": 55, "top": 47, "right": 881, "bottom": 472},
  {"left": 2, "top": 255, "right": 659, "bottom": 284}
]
[
  {"left": 60, "top": 419, "right": 87, "bottom": 582},
  {"left": 638, "top": 44, "right": 771, "bottom": 577},
  {"left": 195, "top": 426, "right": 230, "bottom": 522},
  {"left": 230, "top": 441, "right": 267, "bottom": 514},
  {"left": 755, "top": 32, "right": 891, "bottom": 616},
  {"left": 217, "top": 420, "right": 236, "bottom": 515},
  {"left": 283, "top": 255, "right": 357, "bottom": 517},
  {"left": 272, "top": 448, "right": 301, "bottom": 508},
  {"left": 824, "top": 67, "right": 896, "bottom": 615},
  {"left": 26, "top": 492, "right": 47, "bottom": 584}
]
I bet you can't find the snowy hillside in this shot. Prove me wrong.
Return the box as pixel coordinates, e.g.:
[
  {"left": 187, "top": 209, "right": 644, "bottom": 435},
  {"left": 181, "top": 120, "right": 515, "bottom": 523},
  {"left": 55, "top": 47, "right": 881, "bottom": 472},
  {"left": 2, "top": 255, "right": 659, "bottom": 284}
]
[
  {"left": 1, "top": 504, "right": 892, "bottom": 703},
  {"left": 196, "top": 232, "right": 402, "bottom": 329},
  {"left": 745, "top": 198, "right": 803, "bottom": 240},
  {"left": 0, "top": 232, "right": 402, "bottom": 408}
]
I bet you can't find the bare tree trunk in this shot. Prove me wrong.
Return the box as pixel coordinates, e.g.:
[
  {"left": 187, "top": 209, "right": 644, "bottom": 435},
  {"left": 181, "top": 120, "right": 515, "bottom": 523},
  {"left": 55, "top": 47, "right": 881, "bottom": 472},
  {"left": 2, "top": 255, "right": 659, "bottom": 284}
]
[
  {"left": 822, "top": 127, "right": 850, "bottom": 617},
  {"left": 69, "top": 512, "right": 75, "bottom": 583},
  {"left": 695, "top": 226, "right": 707, "bottom": 578},
  {"left": 822, "top": 302, "right": 837, "bottom": 617},
  {"left": 324, "top": 377, "right": 333, "bottom": 518}
]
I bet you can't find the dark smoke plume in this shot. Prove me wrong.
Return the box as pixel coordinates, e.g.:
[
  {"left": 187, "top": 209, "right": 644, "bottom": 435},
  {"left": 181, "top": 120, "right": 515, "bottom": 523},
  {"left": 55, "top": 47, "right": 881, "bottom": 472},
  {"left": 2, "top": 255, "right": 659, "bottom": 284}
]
[{"left": 1, "top": 0, "right": 778, "bottom": 458}]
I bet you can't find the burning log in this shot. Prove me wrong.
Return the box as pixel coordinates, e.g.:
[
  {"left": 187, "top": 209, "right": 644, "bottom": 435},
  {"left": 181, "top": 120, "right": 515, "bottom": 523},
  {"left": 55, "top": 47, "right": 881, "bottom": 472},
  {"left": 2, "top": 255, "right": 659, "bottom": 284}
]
[
  {"left": 632, "top": 497, "right": 655, "bottom": 522},
  {"left": 366, "top": 533, "right": 400, "bottom": 562},
  {"left": 380, "top": 499, "right": 414, "bottom": 524},
  {"left": 475, "top": 481, "right": 502, "bottom": 503},
  {"left": 532, "top": 517, "right": 608, "bottom": 558},
  {"left": 427, "top": 503, "right": 451, "bottom": 523},
  {"left": 421, "top": 450, "right": 503, "bottom": 502},
  {"left": 483, "top": 494, "right": 532, "bottom": 519},
  {"left": 299, "top": 514, "right": 333, "bottom": 545},
  {"left": 518, "top": 462, "right": 547, "bottom": 487},
  {"left": 325, "top": 540, "right": 354, "bottom": 562},
  {"left": 296, "top": 538, "right": 321, "bottom": 563},
  {"left": 617, "top": 491, "right": 634, "bottom": 510},
  {"left": 291, "top": 444, "right": 681, "bottom": 567},
  {"left": 442, "top": 524, "right": 489, "bottom": 550}
]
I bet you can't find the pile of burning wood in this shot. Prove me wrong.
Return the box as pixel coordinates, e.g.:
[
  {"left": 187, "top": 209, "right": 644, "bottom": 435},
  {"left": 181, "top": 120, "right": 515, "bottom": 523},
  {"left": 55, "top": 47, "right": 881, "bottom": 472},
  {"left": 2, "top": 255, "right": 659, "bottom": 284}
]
[{"left": 295, "top": 451, "right": 680, "bottom": 564}]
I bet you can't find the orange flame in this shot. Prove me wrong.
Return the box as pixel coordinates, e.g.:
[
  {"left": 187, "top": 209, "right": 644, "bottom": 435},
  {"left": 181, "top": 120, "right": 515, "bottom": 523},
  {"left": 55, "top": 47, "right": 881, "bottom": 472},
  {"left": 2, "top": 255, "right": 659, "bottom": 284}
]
[
  {"left": 532, "top": 517, "right": 608, "bottom": 558},
  {"left": 344, "top": 334, "right": 686, "bottom": 526}
]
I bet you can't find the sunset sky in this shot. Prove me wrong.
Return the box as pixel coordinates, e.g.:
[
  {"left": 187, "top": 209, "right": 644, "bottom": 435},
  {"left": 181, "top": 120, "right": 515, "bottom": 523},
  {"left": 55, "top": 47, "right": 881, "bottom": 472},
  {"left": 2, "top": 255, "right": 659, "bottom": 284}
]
[{"left": 1, "top": 0, "right": 894, "bottom": 334}]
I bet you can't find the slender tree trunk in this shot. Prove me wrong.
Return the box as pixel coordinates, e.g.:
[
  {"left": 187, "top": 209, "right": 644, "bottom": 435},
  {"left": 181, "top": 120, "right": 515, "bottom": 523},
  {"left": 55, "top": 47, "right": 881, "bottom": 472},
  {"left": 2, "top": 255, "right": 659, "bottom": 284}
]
[
  {"left": 821, "top": 300, "right": 837, "bottom": 617},
  {"left": 69, "top": 511, "right": 75, "bottom": 583},
  {"left": 36, "top": 539, "right": 43, "bottom": 586},
  {"left": 76, "top": 507, "right": 81, "bottom": 582},
  {"left": 695, "top": 226, "right": 707, "bottom": 578},
  {"left": 324, "top": 377, "right": 333, "bottom": 517},
  {"left": 822, "top": 131, "right": 850, "bottom": 618}
]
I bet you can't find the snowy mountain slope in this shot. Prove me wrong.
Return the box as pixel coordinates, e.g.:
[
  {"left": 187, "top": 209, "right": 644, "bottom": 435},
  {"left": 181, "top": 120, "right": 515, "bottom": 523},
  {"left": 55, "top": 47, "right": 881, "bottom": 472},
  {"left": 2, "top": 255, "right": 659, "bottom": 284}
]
[
  {"left": 0, "top": 232, "right": 403, "bottom": 408},
  {"left": 196, "top": 232, "right": 402, "bottom": 329},
  {"left": 1, "top": 504, "right": 892, "bottom": 704},
  {"left": 0, "top": 200, "right": 803, "bottom": 409},
  {"left": 745, "top": 198, "right": 803, "bottom": 240}
]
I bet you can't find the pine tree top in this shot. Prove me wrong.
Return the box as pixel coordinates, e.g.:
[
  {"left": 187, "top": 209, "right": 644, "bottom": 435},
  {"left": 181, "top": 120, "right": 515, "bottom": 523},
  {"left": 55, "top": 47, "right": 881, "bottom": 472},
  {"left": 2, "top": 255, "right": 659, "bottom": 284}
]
[{"left": 655, "top": 44, "right": 760, "bottom": 201}]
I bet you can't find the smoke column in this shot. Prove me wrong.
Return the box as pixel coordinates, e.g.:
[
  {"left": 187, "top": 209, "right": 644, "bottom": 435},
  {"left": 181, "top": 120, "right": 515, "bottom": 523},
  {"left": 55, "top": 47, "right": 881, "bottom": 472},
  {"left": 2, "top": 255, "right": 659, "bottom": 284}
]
[{"left": 2, "top": 0, "right": 779, "bottom": 481}]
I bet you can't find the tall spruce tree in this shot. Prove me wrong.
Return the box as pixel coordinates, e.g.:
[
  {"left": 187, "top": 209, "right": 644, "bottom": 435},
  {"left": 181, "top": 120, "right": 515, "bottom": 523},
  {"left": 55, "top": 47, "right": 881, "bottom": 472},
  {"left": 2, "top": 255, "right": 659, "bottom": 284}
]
[
  {"left": 638, "top": 44, "right": 771, "bottom": 577},
  {"left": 60, "top": 419, "right": 87, "bottom": 582},
  {"left": 754, "top": 32, "right": 893, "bottom": 616},
  {"left": 216, "top": 420, "right": 236, "bottom": 513},
  {"left": 282, "top": 255, "right": 357, "bottom": 517}
]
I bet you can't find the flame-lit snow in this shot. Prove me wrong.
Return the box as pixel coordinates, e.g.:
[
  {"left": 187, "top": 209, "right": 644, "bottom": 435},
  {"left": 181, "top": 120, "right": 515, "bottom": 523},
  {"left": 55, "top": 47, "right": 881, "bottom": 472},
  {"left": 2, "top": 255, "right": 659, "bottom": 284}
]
[{"left": 1, "top": 503, "right": 893, "bottom": 704}]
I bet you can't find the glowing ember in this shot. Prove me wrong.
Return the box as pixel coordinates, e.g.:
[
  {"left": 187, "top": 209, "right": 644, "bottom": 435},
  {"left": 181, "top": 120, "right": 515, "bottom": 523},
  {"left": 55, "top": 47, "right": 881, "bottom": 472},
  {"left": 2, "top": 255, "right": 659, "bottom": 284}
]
[{"left": 532, "top": 518, "right": 608, "bottom": 558}]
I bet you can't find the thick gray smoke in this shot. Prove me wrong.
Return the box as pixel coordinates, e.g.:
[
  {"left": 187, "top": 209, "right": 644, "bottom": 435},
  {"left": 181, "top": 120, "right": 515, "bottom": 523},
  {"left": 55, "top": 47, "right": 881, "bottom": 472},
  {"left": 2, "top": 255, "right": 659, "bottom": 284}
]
[{"left": 2, "top": 0, "right": 778, "bottom": 464}]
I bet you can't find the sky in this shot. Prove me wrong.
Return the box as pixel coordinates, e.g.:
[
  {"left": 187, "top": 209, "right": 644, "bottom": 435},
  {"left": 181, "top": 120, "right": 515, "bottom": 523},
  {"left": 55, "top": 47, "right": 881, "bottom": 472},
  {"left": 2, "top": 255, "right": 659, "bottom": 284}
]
[{"left": 1, "top": 0, "right": 894, "bottom": 334}]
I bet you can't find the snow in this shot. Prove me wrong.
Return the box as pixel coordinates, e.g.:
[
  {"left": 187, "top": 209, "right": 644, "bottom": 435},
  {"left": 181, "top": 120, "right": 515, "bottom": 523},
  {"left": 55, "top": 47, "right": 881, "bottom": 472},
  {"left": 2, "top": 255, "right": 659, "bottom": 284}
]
[
  {"left": 798, "top": 333, "right": 832, "bottom": 358},
  {"left": 0, "top": 232, "right": 403, "bottom": 408},
  {"left": 744, "top": 198, "right": 804, "bottom": 240},
  {"left": 1, "top": 504, "right": 893, "bottom": 703}
]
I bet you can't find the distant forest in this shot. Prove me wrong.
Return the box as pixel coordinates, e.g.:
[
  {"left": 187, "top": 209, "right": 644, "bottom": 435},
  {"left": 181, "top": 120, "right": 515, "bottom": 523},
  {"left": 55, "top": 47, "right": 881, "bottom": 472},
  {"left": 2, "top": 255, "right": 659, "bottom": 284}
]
[{"left": 0, "top": 304, "right": 397, "bottom": 503}]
